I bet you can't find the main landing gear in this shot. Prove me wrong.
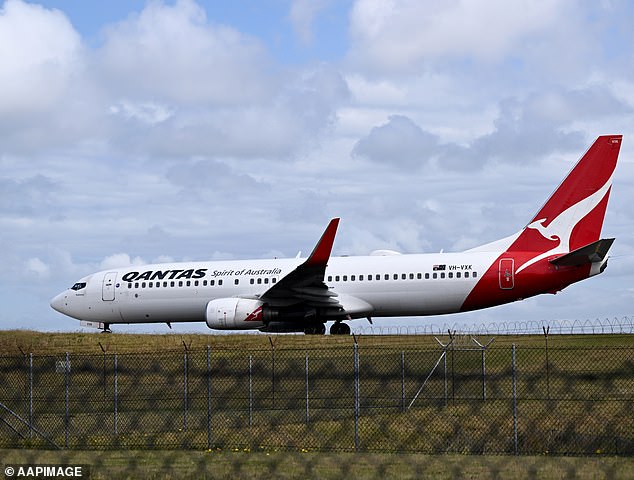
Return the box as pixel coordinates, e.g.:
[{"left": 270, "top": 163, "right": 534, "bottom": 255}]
[
  {"left": 303, "top": 322, "right": 350, "bottom": 335},
  {"left": 101, "top": 323, "right": 112, "bottom": 333},
  {"left": 329, "top": 322, "right": 351, "bottom": 335},
  {"left": 304, "top": 323, "right": 326, "bottom": 335}
]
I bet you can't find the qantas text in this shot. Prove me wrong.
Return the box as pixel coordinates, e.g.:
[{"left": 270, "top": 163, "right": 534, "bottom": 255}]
[{"left": 121, "top": 267, "right": 283, "bottom": 283}]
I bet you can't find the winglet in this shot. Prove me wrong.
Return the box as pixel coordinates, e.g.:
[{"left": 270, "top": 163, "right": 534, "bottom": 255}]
[{"left": 305, "top": 218, "right": 340, "bottom": 267}]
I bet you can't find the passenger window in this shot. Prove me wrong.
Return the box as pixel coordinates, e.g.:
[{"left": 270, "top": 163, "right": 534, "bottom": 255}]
[
  {"left": 135, "top": 283, "right": 139, "bottom": 288},
  {"left": 351, "top": 275, "right": 355, "bottom": 281},
  {"left": 359, "top": 275, "right": 364, "bottom": 281},
  {"left": 264, "top": 278, "right": 269, "bottom": 284},
  {"left": 384, "top": 274, "right": 389, "bottom": 280},
  {"left": 440, "top": 273, "right": 445, "bottom": 279},
  {"left": 235, "top": 279, "right": 239, "bottom": 285},
  {"left": 402, "top": 274, "right": 407, "bottom": 280},
  {"left": 425, "top": 273, "right": 429, "bottom": 279},
  {"left": 368, "top": 275, "right": 372, "bottom": 281},
  {"left": 178, "top": 281, "right": 183, "bottom": 287},
  {"left": 195, "top": 280, "right": 199, "bottom": 287},
  {"left": 328, "top": 276, "right": 332, "bottom": 282},
  {"left": 375, "top": 274, "right": 380, "bottom": 280},
  {"left": 272, "top": 278, "right": 276, "bottom": 283},
  {"left": 473, "top": 272, "right": 478, "bottom": 278},
  {"left": 409, "top": 273, "right": 414, "bottom": 279},
  {"left": 257, "top": 278, "right": 262, "bottom": 284},
  {"left": 219, "top": 279, "right": 223, "bottom": 285},
  {"left": 448, "top": 272, "right": 453, "bottom": 279},
  {"left": 456, "top": 272, "right": 461, "bottom": 278},
  {"left": 203, "top": 280, "right": 207, "bottom": 286},
  {"left": 210, "top": 280, "right": 215, "bottom": 286},
  {"left": 393, "top": 274, "right": 398, "bottom": 280},
  {"left": 186, "top": 281, "right": 191, "bottom": 287},
  {"left": 335, "top": 275, "right": 340, "bottom": 281},
  {"left": 432, "top": 273, "right": 437, "bottom": 279},
  {"left": 128, "top": 283, "right": 132, "bottom": 289},
  {"left": 170, "top": 281, "right": 175, "bottom": 287},
  {"left": 343, "top": 275, "right": 347, "bottom": 281}
]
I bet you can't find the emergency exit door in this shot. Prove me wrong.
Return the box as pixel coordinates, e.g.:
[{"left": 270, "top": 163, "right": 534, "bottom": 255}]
[{"left": 499, "top": 259, "right": 514, "bottom": 289}]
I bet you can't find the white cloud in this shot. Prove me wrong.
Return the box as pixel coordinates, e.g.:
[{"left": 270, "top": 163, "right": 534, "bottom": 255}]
[
  {"left": 348, "top": 0, "right": 569, "bottom": 72},
  {"left": 98, "top": 0, "right": 273, "bottom": 105},
  {"left": 0, "top": 0, "right": 82, "bottom": 115},
  {"left": 288, "top": 0, "right": 332, "bottom": 45},
  {"left": 25, "top": 257, "right": 50, "bottom": 278},
  {"left": 99, "top": 253, "right": 146, "bottom": 270}
]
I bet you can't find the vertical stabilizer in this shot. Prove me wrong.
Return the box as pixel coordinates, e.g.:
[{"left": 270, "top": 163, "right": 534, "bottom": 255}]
[{"left": 509, "top": 135, "right": 621, "bottom": 256}]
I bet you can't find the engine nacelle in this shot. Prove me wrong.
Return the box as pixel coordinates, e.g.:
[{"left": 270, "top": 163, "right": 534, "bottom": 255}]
[{"left": 205, "top": 298, "right": 266, "bottom": 330}]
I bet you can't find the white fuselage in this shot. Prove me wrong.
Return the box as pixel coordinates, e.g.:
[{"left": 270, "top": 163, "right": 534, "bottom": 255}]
[{"left": 50, "top": 251, "right": 497, "bottom": 325}]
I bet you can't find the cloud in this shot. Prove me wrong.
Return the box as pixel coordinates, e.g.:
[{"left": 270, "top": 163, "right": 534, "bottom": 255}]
[
  {"left": 0, "top": 0, "right": 82, "bottom": 116},
  {"left": 98, "top": 0, "right": 273, "bottom": 105},
  {"left": 25, "top": 257, "right": 50, "bottom": 278},
  {"left": 352, "top": 115, "right": 439, "bottom": 167},
  {"left": 0, "top": 175, "right": 58, "bottom": 216},
  {"left": 348, "top": 0, "right": 569, "bottom": 73},
  {"left": 288, "top": 0, "right": 332, "bottom": 45},
  {"left": 99, "top": 253, "right": 146, "bottom": 270}
]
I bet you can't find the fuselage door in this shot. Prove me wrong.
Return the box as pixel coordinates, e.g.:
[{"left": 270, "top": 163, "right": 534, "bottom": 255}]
[
  {"left": 102, "top": 272, "right": 117, "bottom": 301},
  {"left": 498, "top": 258, "right": 514, "bottom": 290}
]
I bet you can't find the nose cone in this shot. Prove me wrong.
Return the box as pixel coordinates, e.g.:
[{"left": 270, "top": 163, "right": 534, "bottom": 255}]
[{"left": 50, "top": 292, "right": 67, "bottom": 314}]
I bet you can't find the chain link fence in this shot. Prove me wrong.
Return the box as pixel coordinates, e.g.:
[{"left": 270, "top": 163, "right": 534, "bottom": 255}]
[{"left": 1, "top": 339, "right": 633, "bottom": 456}]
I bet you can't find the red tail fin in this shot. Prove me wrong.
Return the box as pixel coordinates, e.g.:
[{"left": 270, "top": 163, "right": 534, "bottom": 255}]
[{"left": 509, "top": 135, "right": 622, "bottom": 254}]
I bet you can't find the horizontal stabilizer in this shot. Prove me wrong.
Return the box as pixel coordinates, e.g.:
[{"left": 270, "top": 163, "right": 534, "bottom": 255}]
[{"left": 549, "top": 238, "right": 615, "bottom": 267}]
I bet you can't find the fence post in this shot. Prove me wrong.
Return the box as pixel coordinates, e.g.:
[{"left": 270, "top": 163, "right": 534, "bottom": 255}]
[
  {"left": 29, "top": 353, "right": 33, "bottom": 439},
  {"left": 472, "top": 338, "right": 494, "bottom": 401},
  {"left": 400, "top": 351, "right": 405, "bottom": 412},
  {"left": 353, "top": 338, "right": 360, "bottom": 451},
  {"left": 512, "top": 344, "right": 518, "bottom": 455},
  {"left": 65, "top": 352, "right": 69, "bottom": 448},
  {"left": 305, "top": 352, "right": 310, "bottom": 424},
  {"left": 183, "top": 341, "right": 189, "bottom": 432},
  {"left": 543, "top": 326, "right": 550, "bottom": 399},
  {"left": 207, "top": 345, "right": 212, "bottom": 450},
  {"left": 269, "top": 337, "right": 276, "bottom": 408},
  {"left": 248, "top": 355, "right": 253, "bottom": 428},
  {"left": 114, "top": 353, "right": 118, "bottom": 436}
]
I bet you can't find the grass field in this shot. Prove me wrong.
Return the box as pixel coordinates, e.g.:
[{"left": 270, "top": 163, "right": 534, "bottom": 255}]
[
  {"left": 2, "top": 329, "right": 632, "bottom": 355},
  {"left": 2, "top": 448, "right": 634, "bottom": 479},
  {"left": 1, "top": 330, "right": 633, "bottom": 478}
]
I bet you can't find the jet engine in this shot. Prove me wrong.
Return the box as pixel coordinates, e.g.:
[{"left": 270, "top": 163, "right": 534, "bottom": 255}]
[{"left": 205, "top": 298, "right": 267, "bottom": 330}]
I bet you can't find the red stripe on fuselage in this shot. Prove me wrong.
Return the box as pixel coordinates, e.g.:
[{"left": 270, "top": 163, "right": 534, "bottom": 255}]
[{"left": 460, "top": 254, "right": 591, "bottom": 312}]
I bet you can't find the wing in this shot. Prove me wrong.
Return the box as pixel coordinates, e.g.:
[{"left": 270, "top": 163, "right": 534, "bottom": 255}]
[{"left": 260, "top": 218, "right": 342, "bottom": 310}]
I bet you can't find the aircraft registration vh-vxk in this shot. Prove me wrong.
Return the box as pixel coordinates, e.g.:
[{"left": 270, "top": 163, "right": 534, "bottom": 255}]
[{"left": 51, "top": 135, "right": 623, "bottom": 335}]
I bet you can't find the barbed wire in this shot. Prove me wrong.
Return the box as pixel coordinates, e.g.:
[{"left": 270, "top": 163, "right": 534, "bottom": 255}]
[{"left": 349, "top": 315, "right": 634, "bottom": 336}]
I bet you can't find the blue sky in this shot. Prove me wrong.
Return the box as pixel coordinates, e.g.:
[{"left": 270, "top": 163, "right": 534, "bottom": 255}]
[{"left": 2, "top": 0, "right": 634, "bottom": 334}]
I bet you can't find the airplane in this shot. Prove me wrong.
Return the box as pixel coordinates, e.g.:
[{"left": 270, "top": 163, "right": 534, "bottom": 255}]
[{"left": 51, "top": 135, "right": 623, "bottom": 335}]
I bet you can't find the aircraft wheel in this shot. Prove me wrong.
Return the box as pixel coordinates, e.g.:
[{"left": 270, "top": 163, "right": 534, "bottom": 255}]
[
  {"left": 305, "top": 324, "right": 326, "bottom": 335},
  {"left": 330, "top": 322, "right": 350, "bottom": 335}
]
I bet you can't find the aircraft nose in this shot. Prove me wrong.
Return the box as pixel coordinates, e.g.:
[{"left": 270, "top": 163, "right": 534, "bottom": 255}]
[{"left": 50, "top": 292, "right": 67, "bottom": 314}]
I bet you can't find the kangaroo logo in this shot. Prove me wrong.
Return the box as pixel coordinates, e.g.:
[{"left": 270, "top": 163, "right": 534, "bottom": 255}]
[{"left": 516, "top": 173, "right": 614, "bottom": 274}]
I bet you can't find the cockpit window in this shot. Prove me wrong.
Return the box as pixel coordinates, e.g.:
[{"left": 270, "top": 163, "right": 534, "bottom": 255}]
[{"left": 71, "top": 282, "right": 87, "bottom": 291}]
